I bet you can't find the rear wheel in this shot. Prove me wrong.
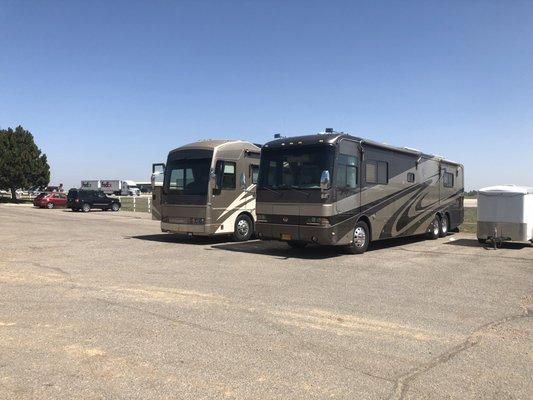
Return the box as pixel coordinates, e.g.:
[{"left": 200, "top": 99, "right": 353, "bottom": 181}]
[
  {"left": 287, "top": 240, "right": 307, "bottom": 249},
  {"left": 439, "top": 214, "right": 449, "bottom": 237},
  {"left": 111, "top": 203, "right": 120, "bottom": 212},
  {"left": 46, "top": 202, "right": 54, "bottom": 209},
  {"left": 344, "top": 221, "right": 370, "bottom": 254},
  {"left": 233, "top": 214, "right": 253, "bottom": 241},
  {"left": 82, "top": 203, "right": 91, "bottom": 213},
  {"left": 427, "top": 215, "right": 440, "bottom": 240}
]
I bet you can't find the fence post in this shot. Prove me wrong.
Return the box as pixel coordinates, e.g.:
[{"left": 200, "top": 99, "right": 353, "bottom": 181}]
[
  {"left": 148, "top": 196, "right": 151, "bottom": 213},
  {"left": 133, "top": 196, "right": 136, "bottom": 212}
]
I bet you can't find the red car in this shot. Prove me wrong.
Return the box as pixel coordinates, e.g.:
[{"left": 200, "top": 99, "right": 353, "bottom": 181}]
[{"left": 33, "top": 192, "right": 67, "bottom": 209}]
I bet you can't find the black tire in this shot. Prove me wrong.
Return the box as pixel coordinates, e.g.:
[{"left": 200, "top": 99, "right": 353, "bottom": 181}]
[
  {"left": 439, "top": 214, "right": 449, "bottom": 237},
  {"left": 287, "top": 240, "right": 308, "bottom": 249},
  {"left": 82, "top": 203, "right": 91, "bottom": 213},
  {"left": 46, "top": 202, "right": 54, "bottom": 209},
  {"left": 111, "top": 203, "right": 120, "bottom": 212},
  {"left": 477, "top": 238, "right": 486, "bottom": 244},
  {"left": 427, "top": 215, "right": 440, "bottom": 240},
  {"left": 344, "top": 221, "right": 370, "bottom": 254},
  {"left": 233, "top": 214, "right": 253, "bottom": 241}
]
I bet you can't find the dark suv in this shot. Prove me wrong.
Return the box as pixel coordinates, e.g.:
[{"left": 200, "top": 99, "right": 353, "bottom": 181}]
[{"left": 67, "top": 189, "right": 121, "bottom": 212}]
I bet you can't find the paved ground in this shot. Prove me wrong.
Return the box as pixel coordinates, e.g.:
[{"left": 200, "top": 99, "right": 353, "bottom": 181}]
[{"left": 0, "top": 205, "right": 531, "bottom": 400}]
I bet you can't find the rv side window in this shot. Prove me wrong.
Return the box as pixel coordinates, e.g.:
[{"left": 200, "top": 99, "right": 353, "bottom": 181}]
[
  {"left": 365, "top": 160, "right": 388, "bottom": 184},
  {"left": 336, "top": 154, "right": 358, "bottom": 188},
  {"left": 443, "top": 172, "right": 454, "bottom": 188},
  {"left": 407, "top": 172, "right": 415, "bottom": 183},
  {"left": 250, "top": 165, "right": 259, "bottom": 184},
  {"left": 221, "top": 162, "right": 236, "bottom": 189},
  {"left": 365, "top": 162, "right": 377, "bottom": 184}
]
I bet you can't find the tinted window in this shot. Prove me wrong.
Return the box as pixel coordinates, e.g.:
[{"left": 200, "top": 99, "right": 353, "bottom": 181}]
[
  {"left": 164, "top": 158, "right": 211, "bottom": 195},
  {"left": 365, "top": 160, "right": 388, "bottom": 184},
  {"left": 336, "top": 154, "right": 358, "bottom": 189},
  {"left": 221, "top": 162, "right": 236, "bottom": 189},
  {"left": 251, "top": 165, "right": 259, "bottom": 184},
  {"left": 259, "top": 146, "right": 334, "bottom": 189},
  {"left": 443, "top": 172, "right": 454, "bottom": 188}
]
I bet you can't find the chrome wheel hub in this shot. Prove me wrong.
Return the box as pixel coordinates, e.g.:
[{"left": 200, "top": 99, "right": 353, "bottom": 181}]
[
  {"left": 237, "top": 220, "right": 249, "bottom": 236},
  {"left": 353, "top": 226, "right": 366, "bottom": 248},
  {"left": 433, "top": 219, "right": 439, "bottom": 235}
]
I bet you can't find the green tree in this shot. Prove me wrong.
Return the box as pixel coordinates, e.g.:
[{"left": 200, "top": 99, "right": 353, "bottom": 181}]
[{"left": 0, "top": 126, "right": 50, "bottom": 201}]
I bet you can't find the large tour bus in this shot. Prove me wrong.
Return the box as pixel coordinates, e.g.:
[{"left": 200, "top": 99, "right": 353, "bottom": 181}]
[
  {"left": 255, "top": 129, "right": 464, "bottom": 254},
  {"left": 158, "top": 140, "right": 260, "bottom": 241}
]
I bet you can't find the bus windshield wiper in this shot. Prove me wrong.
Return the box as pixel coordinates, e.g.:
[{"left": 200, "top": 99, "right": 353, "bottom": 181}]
[
  {"left": 261, "top": 186, "right": 282, "bottom": 196},
  {"left": 288, "top": 186, "right": 311, "bottom": 198}
]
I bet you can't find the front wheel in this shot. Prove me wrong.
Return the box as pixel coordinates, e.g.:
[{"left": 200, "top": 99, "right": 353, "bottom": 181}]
[
  {"left": 233, "top": 214, "right": 253, "bottom": 241},
  {"left": 82, "top": 203, "right": 91, "bottom": 213},
  {"left": 111, "top": 203, "right": 120, "bottom": 212},
  {"left": 344, "top": 221, "right": 370, "bottom": 254}
]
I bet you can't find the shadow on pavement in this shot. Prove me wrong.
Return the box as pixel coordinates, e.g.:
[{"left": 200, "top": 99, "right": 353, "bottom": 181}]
[
  {"left": 211, "top": 234, "right": 433, "bottom": 260},
  {"left": 129, "top": 233, "right": 234, "bottom": 245},
  {"left": 211, "top": 240, "right": 342, "bottom": 260},
  {"left": 445, "top": 238, "right": 532, "bottom": 250}
]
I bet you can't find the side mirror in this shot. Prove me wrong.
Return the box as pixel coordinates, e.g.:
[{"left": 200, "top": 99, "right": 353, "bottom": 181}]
[
  {"left": 320, "top": 170, "right": 331, "bottom": 191},
  {"left": 240, "top": 172, "right": 247, "bottom": 190}
]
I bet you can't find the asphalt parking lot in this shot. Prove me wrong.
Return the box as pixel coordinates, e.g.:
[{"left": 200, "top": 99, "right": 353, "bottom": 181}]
[{"left": 0, "top": 205, "right": 531, "bottom": 400}]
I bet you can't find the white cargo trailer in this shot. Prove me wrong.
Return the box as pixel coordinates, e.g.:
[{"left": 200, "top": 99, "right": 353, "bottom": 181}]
[
  {"left": 80, "top": 180, "right": 101, "bottom": 190},
  {"left": 100, "top": 180, "right": 140, "bottom": 196},
  {"left": 477, "top": 185, "right": 533, "bottom": 245},
  {"left": 81, "top": 180, "right": 140, "bottom": 196}
]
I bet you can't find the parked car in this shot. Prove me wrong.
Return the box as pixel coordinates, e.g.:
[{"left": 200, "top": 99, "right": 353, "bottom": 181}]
[
  {"left": 67, "top": 189, "right": 121, "bottom": 212},
  {"left": 33, "top": 192, "right": 67, "bottom": 209}
]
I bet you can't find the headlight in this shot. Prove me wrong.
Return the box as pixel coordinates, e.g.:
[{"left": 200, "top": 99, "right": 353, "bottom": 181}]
[{"left": 305, "top": 217, "right": 330, "bottom": 227}]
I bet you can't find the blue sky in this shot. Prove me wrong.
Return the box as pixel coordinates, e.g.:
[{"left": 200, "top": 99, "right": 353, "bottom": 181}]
[{"left": 1, "top": 0, "right": 532, "bottom": 190}]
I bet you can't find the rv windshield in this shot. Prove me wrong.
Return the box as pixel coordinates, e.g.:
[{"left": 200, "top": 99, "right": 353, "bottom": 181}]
[
  {"left": 259, "top": 145, "right": 334, "bottom": 189},
  {"left": 164, "top": 158, "right": 211, "bottom": 195}
]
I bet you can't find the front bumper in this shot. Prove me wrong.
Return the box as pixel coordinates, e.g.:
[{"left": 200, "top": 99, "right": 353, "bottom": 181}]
[
  {"left": 161, "top": 222, "right": 218, "bottom": 235},
  {"left": 256, "top": 222, "right": 342, "bottom": 245}
]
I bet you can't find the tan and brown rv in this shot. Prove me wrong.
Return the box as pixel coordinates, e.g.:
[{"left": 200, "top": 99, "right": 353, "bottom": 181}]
[
  {"left": 256, "top": 129, "right": 464, "bottom": 254},
  {"left": 157, "top": 140, "right": 260, "bottom": 241}
]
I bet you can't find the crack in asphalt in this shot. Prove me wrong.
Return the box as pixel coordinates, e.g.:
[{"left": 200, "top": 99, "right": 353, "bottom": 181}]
[
  {"left": 389, "top": 310, "right": 531, "bottom": 400},
  {"left": 29, "top": 262, "right": 71, "bottom": 278}
]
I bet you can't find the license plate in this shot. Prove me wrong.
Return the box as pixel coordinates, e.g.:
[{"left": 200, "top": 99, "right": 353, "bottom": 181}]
[{"left": 281, "top": 234, "right": 292, "bottom": 241}]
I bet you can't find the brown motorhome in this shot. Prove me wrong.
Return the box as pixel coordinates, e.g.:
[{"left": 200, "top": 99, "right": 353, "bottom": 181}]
[
  {"left": 159, "top": 140, "right": 260, "bottom": 241},
  {"left": 255, "top": 130, "right": 464, "bottom": 253}
]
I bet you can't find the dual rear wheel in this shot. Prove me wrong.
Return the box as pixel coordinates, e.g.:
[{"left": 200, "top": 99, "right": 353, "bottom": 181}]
[{"left": 427, "top": 214, "right": 449, "bottom": 239}]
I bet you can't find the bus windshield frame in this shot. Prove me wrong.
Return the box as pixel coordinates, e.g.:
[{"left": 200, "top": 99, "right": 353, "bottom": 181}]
[
  {"left": 258, "top": 144, "right": 335, "bottom": 190},
  {"left": 163, "top": 157, "right": 212, "bottom": 196}
]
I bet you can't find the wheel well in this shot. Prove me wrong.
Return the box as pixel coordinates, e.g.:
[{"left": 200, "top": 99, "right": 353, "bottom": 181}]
[
  {"left": 237, "top": 211, "right": 255, "bottom": 227},
  {"left": 357, "top": 215, "right": 372, "bottom": 238}
]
